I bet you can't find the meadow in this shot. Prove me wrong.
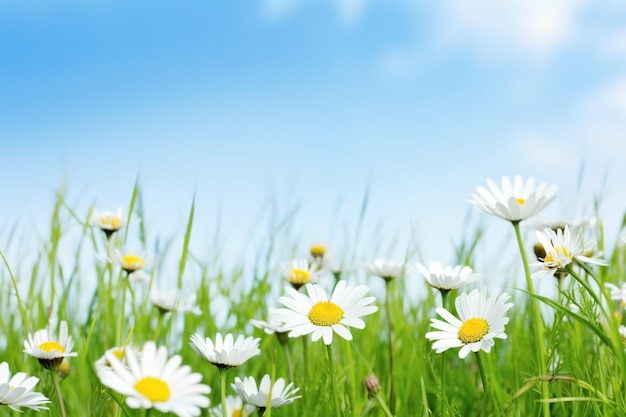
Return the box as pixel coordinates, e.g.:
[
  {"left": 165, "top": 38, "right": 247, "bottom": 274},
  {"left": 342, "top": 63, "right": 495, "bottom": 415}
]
[{"left": 1, "top": 176, "right": 625, "bottom": 417}]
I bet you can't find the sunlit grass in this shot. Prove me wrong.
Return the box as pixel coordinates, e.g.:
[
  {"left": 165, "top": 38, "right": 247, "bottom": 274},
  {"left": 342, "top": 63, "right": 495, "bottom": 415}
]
[{"left": 1, "top": 179, "right": 626, "bottom": 416}]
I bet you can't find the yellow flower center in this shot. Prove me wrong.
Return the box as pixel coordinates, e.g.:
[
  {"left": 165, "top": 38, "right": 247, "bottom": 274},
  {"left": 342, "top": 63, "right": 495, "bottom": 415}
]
[
  {"left": 102, "top": 216, "right": 122, "bottom": 230},
  {"left": 113, "top": 349, "right": 124, "bottom": 360},
  {"left": 39, "top": 341, "right": 65, "bottom": 353},
  {"left": 310, "top": 245, "right": 326, "bottom": 258},
  {"left": 516, "top": 197, "right": 525, "bottom": 205},
  {"left": 122, "top": 255, "right": 144, "bottom": 271},
  {"left": 290, "top": 269, "right": 310, "bottom": 284},
  {"left": 232, "top": 409, "right": 242, "bottom": 417},
  {"left": 308, "top": 301, "right": 344, "bottom": 326},
  {"left": 458, "top": 318, "right": 489, "bottom": 344},
  {"left": 134, "top": 376, "right": 171, "bottom": 403}
]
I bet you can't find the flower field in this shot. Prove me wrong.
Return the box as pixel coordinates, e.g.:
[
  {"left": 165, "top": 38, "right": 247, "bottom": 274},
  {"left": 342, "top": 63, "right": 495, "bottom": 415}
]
[{"left": 1, "top": 175, "right": 625, "bottom": 416}]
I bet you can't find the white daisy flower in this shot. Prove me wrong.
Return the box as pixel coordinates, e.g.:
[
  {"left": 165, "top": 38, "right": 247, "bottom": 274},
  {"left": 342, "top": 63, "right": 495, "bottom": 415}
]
[
  {"left": 365, "top": 259, "right": 404, "bottom": 281},
  {"left": 111, "top": 249, "right": 150, "bottom": 282},
  {"left": 189, "top": 333, "right": 260, "bottom": 369},
  {"left": 0, "top": 362, "right": 50, "bottom": 411},
  {"left": 94, "top": 346, "right": 141, "bottom": 374},
  {"left": 23, "top": 320, "right": 78, "bottom": 369},
  {"left": 250, "top": 309, "right": 289, "bottom": 335},
  {"left": 96, "top": 341, "right": 210, "bottom": 417},
  {"left": 231, "top": 374, "right": 300, "bottom": 410},
  {"left": 426, "top": 288, "right": 513, "bottom": 359},
  {"left": 90, "top": 207, "right": 125, "bottom": 238},
  {"left": 280, "top": 259, "right": 320, "bottom": 289},
  {"left": 605, "top": 282, "right": 626, "bottom": 307},
  {"left": 274, "top": 280, "right": 378, "bottom": 345},
  {"left": 209, "top": 395, "right": 255, "bottom": 417},
  {"left": 309, "top": 244, "right": 327, "bottom": 260},
  {"left": 415, "top": 261, "right": 481, "bottom": 291},
  {"left": 469, "top": 175, "right": 557, "bottom": 222},
  {"left": 150, "top": 287, "right": 201, "bottom": 315},
  {"left": 533, "top": 225, "right": 608, "bottom": 278}
]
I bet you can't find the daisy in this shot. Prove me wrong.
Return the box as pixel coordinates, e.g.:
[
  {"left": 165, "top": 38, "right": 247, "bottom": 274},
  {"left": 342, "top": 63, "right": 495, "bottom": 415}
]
[
  {"left": 250, "top": 309, "right": 289, "bottom": 335},
  {"left": 605, "top": 282, "right": 626, "bottom": 307},
  {"left": 150, "top": 286, "right": 201, "bottom": 315},
  {"left": 24, "top": 320, "right": 78, "bottom": 369},
  {"left": 209, "top": 395, "right": 255, "bottom": 417},
  {"left": 280, "top": 259, "right": 320, "bottom": 289},
  {"left": 231, "top": 374, "right": 300, "bottom": 410},
  {"left": 426, "top": 288, "right": 513, "bottom": 359},
  {"left": 533, "top": 225, "right": 608, "bottom": 278},
  {"left": 94, "top": 345, "right": 141, "bottom": 374},
  {"left": 310, "top": 244, "right": 327, "bottom": 260},
  {"left": 415, "top": 261, "right": 481, "bottom": 291},
  {"left": 96, "top": 341, "right": 210, "bottom": 417},
  {"left": 0, "top": 362, "right": 50, "bottom": 411},
  {"left": 90, "top": 207, "right": 125, "bottom": 238},
  {"left": 365, "top": 259, "right": 404, "bottom": 281},
  {"left": 469, "top": 175, "right": 557, "bottom": 222},
  {"left": 111, "top": 249, "right": 150, "bottom": 282},
  {"left": 189, "top": 333, "right": 260, "bottom": 369},
  {"left": 274, "top": 280, "right": 378, "bottom": 345}
]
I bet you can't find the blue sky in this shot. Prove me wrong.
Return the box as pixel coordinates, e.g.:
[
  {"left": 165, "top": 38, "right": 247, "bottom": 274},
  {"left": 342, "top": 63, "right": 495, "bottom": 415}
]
[{"left": 2, "top": 1, "right": 626, "bottom": 291}]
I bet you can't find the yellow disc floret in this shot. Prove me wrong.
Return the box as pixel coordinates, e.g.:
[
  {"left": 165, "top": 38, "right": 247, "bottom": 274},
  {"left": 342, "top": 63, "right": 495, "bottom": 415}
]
[
  {"left": 310, "top": 245, "right": 326, "bottom": 258},
  {"left": 289, "top": 269, "right": 310, "bottom": 284},
  {"left": 39, "top": 341, "right": 65, "bottom": 354},
  {"left": 308, "top": 301, "right": 344, "bottom": 326},
  {"left": 516, "top": 197, "right": 526, "bottom": 205},
  {"left": 135, "top": 376, "right": 171, "bottom": 402},
  {"left": 458, "top": 318, "right": 489, "bottom": 344},
  {"left": 122, "top": 255, "right": 144, "bottom": 271}
]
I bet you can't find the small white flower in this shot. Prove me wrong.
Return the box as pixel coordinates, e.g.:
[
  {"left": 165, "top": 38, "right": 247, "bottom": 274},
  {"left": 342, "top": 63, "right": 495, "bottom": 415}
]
[
  {"left": 110, "top": 249, "right": 150, "bottom": 282},
  {"left": 469, "top": 175, "right": 557, "bottom": 222},
  {"left": 279, "top": 259, "right": 320, "bottom": 289},
  {"left": 231, "top": 374, "right": 300, "bottom": 410},
  {"left": 365, "top": 259, "right": 404, "bottom": 281},
  {"left": 415, "top": 261, "right": 481, "bottom": 291},
  {"left": 533, "top": 225, "right": 608, "bottom": 278},
  {"left": 0, "top": 362, "right": 50, "bottom": 411},
  {"left": 209, "top": 395, "right": 255, "bottom": 417},
  {"left": 250, "top": 309, "right": 289, "bottom": 335},
  {"left": 150, "top": 287, "right": 201, "bottom": 315},
  {"left": 94, "top": 346, "right": 141, "bottom": 374},
  {"left": 189, "top": 333, "right": 260, "bottom": 369},
  {"left": 426, "top": 288, "right": 513, "bottom": 359},
  {"left": 96, "top": 341, "right": 211, "bottom": 417},
  {"left": 23, "top": 320, "right": 78, "bottom": 369},
  {"left": 605, "top": 282, "right": 626, "bottom": 307},
  {"left": 90, "top": 207, "right": 125, "bottom": 237},
  {"left": 274, "top": 280, "right": 378, "bottom": 345}
]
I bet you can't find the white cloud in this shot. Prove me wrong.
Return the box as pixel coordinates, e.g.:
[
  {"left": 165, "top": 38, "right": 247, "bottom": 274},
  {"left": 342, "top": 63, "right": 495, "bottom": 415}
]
[
  {"left": 261, "top": 0, "right": 300, "bottom": 21},
  {"left": 336, "top": 0, "right": 368, "bottom": 27}
]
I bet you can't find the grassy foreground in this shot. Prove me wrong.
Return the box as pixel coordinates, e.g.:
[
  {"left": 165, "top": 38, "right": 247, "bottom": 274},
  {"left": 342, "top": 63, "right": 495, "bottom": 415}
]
[{"left": 1, "top": 181, "right": 626, "bottom": 417}]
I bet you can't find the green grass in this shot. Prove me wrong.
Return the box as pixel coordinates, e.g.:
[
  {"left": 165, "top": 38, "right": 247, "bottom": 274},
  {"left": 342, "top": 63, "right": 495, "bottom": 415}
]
[{"left": 1, "top": 183, "right": 626, "bottom": 417}]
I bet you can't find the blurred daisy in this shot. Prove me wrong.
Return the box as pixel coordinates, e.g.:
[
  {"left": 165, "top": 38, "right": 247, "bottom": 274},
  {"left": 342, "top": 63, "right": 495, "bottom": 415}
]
[
  {"left": 310, "top": 244, "right": 327, "bottom": 260},
  {"left": 533, "top": 225, "right": 608, "bottom": 278},
  {"left": 365, "top": 259, "right": 404, "bottom": 281},
  {"left": 606, "top": 282, "right": 626, "bottom": 307},
  {"left": 209, "top": 395, "right": 255, "bottom": 417},
  {"left": 111, "top": 249, "right": 150, "bottom": 282},
  {"left": 97, "top": 341, "right": 210, "bottom": 417},
  {"left": 274, "top": 280, "right": 378, "bottom": 345},
  {"left": 280, "top": 259, "right": 320, "bottom": 290},
  {"left": 469, "top": 175, "right": 557, "bottom": 222},
  {"left": 426, "top": 288, "right": 513, "bottom": 359},
  {"left": 250, "top": 309, "right": 289, "bottom": 335},
  {"left": 150, "top": 287, "right": 201, "bottom": 315},
  {"left": 94, "top": 346, "right": 141, "bottom": 374},
  {"left": 231, "top": 374, "right": 300, "bottom": 411},
  {"left": 24, "top": 320, "right": 78, "bottom": 370},
  {"left": 415, "top": 261, "right": 481, "bottom": 291},
  {"left": 90, "top": 207, "right": 125, "bottom": 238},
  {"left": 0, "top": 362, "right": 50, "bottom": 411},
  {"left": 189, "top": 333, "right": 260, "bottom": 369}
]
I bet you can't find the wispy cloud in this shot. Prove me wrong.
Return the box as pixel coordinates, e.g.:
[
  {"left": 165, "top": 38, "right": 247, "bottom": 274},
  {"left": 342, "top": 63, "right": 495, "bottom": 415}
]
[{"left": 261, "top": 0, "right": 300, "bottom": 21}]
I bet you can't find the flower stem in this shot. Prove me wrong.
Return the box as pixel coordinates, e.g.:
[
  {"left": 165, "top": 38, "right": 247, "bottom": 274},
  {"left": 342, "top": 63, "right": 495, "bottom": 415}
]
[
  {"left": 301, "top": 336, "right": 309, "bottom": 407},
  {"left": 326, "top": 344, "right": 341, "bottom": 417},
  {"left": 372, "top": 390, "right": 395, "bottom": 417},
  {"left": 512, "top": 221, "right": 550, "bottom": 417},
  {"left": 384, "top": 280, "right": 396, "bottom": 414},
  {"left": 51, "top": 369, "right": 67, "bottom": 417},
  {"left": 439, "top": 290, "right": 449, "bottom": 414},
  {"left": 219, "top": 368, "right": 228, "bottom": 417},
  {"left": 475, "top": 351, "right": 489, "bottom": 394}
]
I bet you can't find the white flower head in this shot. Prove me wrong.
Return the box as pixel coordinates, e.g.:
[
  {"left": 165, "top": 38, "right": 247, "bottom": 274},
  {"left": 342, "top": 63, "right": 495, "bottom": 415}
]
[
  {"left": 96, "top": 341, "right": 211, "bottom": 417},
  {"left": 0, "top": 362, "right": 50, "bottom": 411},
  {"left": 274, "top": 280, "right": 378, "bottom": 345},
  {"left": 250, "top": 309, "right": 289, "bottom": 335},
  {"left": 94, "top": 345, "right": 142, "bottom": 374},
  {"left": 415, "top": 261, "right": 481, "bottom": 291},
  {"left": 605, "top": 282, "right": 626, "bottom": 307},
  {"left": 111, "top": 249, "right": 150, "bottom": 282},
  {"left": 90, "top": 207, "right": 125, "bottom": 238},
  {"left": 365, "top": 259, "right": 404, "bottom": 281},
  {"left": 189, "top": 333, "right": 261, "bottom": 369},
  {"left": 533, "top": 225, "right": 608, "bottom": 278},
  {"left": 209, "top": 395, "right": 255, "bottom": 417},
  {"left": 150, "top": 287, "right": 201, "bottom": 315},
  {"left": 469, "top": 175, "right": 557, "bottom": 222},
  {"left": 279, "top": 259, "right": 320, "bottom": 289},
  {"left": 23, "top": 320, "right": 78, "bottom": 369},
  {"left": 426, "top": 288, "right": 513, "bottom": 359},
  {"left": 231, "top": 374, "right": 300, "bottom": 410}
]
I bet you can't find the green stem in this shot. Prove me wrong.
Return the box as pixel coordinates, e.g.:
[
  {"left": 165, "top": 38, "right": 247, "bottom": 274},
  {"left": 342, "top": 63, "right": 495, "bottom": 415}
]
[
  {"left": 281, "top": 341, "right": 294, "bottom": 385},
  {"left": 51, "top": 369, "right": 67, "bottom": 417},
  {"left": 116, "top": 277, "right": 128, "bottom": 345},
  {"left": 372, "top": 391, "right": 395, "bottom": 417},
  {"left": 0, "top": 251, "right": 29, "bottom": 333},
  {"left": 384, "top": 280, "right": 396, "bottom": 414},
  {"left": 301, "top": 336, "right": 308, "bottom": 406},
  {"left": 326, "top": 344, "right": 341, "bottom": 417},
  {"left": 512, "top": 221, "right": 550, "bottom": 417},
  {"left": 439, "top": 290, "right": 449, "bottom": 414},
  {"left": 219, "top": 368, "right": 228, "bottom": 417}
]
